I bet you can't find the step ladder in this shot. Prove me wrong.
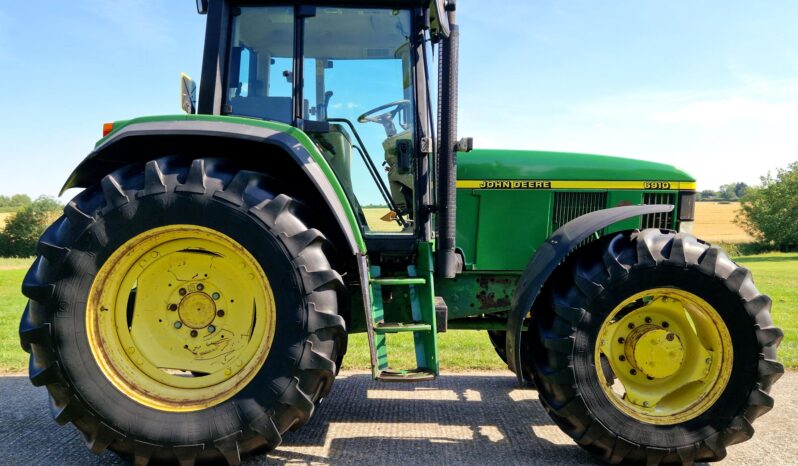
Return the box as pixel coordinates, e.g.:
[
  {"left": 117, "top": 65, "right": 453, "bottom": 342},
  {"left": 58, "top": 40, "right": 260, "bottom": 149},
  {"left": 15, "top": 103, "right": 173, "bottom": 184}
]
[{"left": 363, "top": 243, "right": 438, "bottom": 382}]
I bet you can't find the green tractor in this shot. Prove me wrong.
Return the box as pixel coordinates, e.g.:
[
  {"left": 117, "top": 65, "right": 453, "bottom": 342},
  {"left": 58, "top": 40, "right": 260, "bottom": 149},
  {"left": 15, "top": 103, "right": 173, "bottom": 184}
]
[{"left": 20, "top": 1, "right": 782, "bottom": 464}]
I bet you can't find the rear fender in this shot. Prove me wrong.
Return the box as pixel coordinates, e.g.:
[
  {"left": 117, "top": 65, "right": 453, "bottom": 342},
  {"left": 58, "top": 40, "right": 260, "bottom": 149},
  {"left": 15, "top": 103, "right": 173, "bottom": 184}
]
[
  {"left": 507, "top": 204, "right": 674, "bottom": 385},
  {"left": 61, "top": 119, "right": 364, "bottom": 256}
]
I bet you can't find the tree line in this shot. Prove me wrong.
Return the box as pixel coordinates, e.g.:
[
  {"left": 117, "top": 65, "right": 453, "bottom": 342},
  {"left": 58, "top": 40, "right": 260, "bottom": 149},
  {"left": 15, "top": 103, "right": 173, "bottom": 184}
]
[{"left": 698, "top": 182, "right": 749, "bottom": 201}]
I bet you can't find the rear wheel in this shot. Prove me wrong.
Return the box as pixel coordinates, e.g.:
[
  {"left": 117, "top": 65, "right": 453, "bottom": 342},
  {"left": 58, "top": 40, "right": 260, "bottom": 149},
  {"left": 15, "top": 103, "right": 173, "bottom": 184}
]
[
  {"left": 19, "top": 158, "right": 347, "bottom": 464},
  {"left": 530, "top": 230, "right": 783, "bottom": 464}
]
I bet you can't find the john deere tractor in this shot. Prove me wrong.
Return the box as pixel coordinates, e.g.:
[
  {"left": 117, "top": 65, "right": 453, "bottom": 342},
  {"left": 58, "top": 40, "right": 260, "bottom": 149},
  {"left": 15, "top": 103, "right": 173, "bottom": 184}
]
[{"left": 19, "top": 1, "right": 782, "bottom": 464}]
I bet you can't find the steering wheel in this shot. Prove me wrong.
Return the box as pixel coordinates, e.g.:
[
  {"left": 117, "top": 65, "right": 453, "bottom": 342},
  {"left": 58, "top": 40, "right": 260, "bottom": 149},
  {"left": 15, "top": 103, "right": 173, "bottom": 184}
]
[{"left": 357, "top": 100, "right": 410, "bottom": 137}]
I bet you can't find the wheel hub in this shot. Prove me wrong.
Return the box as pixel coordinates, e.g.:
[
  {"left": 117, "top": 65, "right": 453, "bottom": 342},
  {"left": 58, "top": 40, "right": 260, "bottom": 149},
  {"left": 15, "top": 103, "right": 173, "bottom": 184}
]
[
  {"left": 178, "top": 291, "right": 217, "bottom": 329},
  {"left": 86, "top": 225, "right": 276, "bottom": 412},
  {"left": 595, "top": 289, "right": 733, "bottom": 424},
  {"left": 627, "top": 327, "right": 684, "bottom": 379}
]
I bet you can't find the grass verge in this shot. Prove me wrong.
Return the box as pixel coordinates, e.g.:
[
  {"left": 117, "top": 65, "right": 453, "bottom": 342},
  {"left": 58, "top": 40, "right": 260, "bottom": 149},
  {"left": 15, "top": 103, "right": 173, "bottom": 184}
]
[{"left": 0, "top": 253, "right": 795, "bottom": 373}]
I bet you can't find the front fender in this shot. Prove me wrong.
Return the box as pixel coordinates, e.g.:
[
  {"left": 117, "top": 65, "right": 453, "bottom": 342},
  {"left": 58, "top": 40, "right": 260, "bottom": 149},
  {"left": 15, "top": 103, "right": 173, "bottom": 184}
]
[
  {"left": 61, "top": 116, "right": 365, "bottom": 256},
  {"left": 506, "top": 204, "right": 674, "bottom": 385}
]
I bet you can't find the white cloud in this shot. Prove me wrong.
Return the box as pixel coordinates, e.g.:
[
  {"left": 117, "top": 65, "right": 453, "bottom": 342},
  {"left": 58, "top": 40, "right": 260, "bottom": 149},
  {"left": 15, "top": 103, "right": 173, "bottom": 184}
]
[{"left": 460, "top": 78, "right": 798, "bottom": 191}]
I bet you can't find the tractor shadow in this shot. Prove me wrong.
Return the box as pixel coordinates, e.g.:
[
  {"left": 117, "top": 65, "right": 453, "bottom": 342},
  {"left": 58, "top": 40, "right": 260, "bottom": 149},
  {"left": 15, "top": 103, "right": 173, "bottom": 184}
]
[
  {"left": 255, "top": 372, "right": 600, "bottom": 465},
  {"left": 0, "top": 373, "right": 719, "bottom": 465}
]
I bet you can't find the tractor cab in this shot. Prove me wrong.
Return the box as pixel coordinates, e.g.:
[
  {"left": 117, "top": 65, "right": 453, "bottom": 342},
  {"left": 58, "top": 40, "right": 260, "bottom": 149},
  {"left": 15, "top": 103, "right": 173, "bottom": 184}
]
[{"left": 198, "top": 1, "right": 451, "bottom": 243}]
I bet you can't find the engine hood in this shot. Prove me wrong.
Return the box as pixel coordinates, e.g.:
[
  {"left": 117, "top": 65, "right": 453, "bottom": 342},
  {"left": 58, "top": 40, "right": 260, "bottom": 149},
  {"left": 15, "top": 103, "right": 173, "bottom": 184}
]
[{"left": 457, "top": 149, "right": 694, "bottom": 184}]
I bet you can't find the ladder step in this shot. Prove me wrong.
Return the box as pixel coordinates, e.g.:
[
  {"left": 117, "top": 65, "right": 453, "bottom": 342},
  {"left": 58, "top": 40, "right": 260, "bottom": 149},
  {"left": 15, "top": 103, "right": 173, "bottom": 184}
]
[
  {"left": 377, "top": 368, "right": 436, "bottom": 382},
  {"left": 370, "top": 277, "right": 426, "bottom": 286},
  {"left": 374, "top": 322, "right": 432, "bottom": 334}
]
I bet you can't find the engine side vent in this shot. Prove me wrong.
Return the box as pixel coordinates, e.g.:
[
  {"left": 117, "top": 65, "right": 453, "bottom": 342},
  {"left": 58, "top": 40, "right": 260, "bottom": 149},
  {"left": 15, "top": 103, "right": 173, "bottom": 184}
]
[
  {"left": 642, "top": 192, "right": 676, "bottom": 230},
  {"left": 552, "top": 192, "right": 609, "bottom": 231}
]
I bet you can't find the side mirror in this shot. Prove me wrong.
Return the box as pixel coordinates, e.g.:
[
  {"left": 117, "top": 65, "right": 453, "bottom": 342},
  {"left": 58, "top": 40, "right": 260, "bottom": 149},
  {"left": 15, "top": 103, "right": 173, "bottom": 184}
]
[
  {"left": 430, "top": 0, "right": 451, "bottom": 39},
  {"left": 180, "top": 73, "right": 197, "bottom": 114}
]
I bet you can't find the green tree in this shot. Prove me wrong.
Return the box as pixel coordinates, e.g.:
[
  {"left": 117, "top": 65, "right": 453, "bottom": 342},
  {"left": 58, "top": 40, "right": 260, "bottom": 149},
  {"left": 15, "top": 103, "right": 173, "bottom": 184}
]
[
  {"left": 0, "top": 196, "right": 62, "bottom": 257},
  {"left": 718, "top": 183, "right": 739, "bottom": 201},
  {"left": 698, "top": 189, "right": 717, "bottom": 201},
  {"left": 736, "top": 163, "right": 798, "bottom": 250}
]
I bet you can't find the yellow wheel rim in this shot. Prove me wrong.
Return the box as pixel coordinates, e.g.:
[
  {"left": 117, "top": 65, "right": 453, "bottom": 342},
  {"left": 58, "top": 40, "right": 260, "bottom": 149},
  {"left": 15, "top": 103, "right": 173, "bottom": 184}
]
[
  {"left": 87, "top": 225, "right": 276, "bottom": 412},
  {"left": 594, "top": 288, "right": 733, "bottom": 425}
]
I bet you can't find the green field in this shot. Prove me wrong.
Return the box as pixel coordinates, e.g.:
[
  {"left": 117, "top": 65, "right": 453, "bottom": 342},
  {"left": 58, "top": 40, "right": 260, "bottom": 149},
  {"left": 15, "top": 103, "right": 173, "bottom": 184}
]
[{"left": 1, "top": 253, "right": 795, "bottom": 373}]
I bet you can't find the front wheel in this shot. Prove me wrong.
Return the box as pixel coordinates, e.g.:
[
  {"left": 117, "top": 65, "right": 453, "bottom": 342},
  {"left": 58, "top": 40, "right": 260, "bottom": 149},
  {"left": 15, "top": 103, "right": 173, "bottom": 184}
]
[
  {"left": 530, "top": 230, "right": 783, "bottom": 465},
  {"left": 19, "top": 158, "right": 347, "bottom": 464}
]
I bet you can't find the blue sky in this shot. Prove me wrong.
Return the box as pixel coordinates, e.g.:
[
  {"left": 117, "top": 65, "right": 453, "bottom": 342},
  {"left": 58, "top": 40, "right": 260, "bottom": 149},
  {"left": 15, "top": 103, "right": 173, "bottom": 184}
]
[{"left": 1, "top": 1, "right": 797, "bottom": 200}]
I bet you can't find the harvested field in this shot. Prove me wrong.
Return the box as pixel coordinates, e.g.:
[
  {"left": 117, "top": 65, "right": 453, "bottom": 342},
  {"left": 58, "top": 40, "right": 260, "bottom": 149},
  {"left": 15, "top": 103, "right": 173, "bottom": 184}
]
[
  {"left": 0, "top": 212, "right": 11, "bottom": 230},
  {"left": 693, "top": 202, "right": 754, "bottom": 243}
]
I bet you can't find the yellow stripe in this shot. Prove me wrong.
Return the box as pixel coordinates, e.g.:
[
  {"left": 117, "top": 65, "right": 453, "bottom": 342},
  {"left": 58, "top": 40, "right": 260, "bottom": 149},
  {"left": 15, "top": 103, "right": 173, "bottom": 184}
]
[{"left": 456, "top": 180, "right": 697, "bottom": 190}]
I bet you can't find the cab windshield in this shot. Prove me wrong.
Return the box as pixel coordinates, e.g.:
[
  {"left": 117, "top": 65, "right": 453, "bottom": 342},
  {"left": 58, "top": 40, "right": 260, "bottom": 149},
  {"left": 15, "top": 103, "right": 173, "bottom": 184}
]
[{"left": 225, "top": 6, "right": 417, "bottom": 235}]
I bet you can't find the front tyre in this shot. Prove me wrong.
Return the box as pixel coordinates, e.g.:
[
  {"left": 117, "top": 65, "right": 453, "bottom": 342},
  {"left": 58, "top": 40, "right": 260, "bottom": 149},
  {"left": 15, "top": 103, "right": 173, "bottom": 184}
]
[
  {"left": 19, "top": 158, "right": 347, "bottom": 465},
  {"left": 530, "top": 230, "right": 783, "bottom": 465}
]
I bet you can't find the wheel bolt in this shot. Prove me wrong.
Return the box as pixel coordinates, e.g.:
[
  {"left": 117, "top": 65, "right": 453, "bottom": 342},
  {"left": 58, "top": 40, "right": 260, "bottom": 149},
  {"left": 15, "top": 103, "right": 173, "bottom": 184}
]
[
  {"left": 617, "top": 337, "right": 625, "bottom": 344},
  {"left": 665, "top": 333, "right": 675, "bottom": 341},
  {"left": 208, "top": 325, "right": 216, "bottom": 333},
  {"left": 217, "top": 309, "right": 225, "bottom": 317},
  {"left": 212, "top": 292, "right": 220, "bottom": 300},
  {"left": 179, "top": 288, "right": 187, "bottom": 296},
  {"left": 190, "top": 330, "right": 198, "bottom": 338},
  {"left": 662, "top": 321, "right": 670, "bottom": 328},
  {"left": 627, "top": 322, "right": 635, "bottom": 329},
  {"left": 174, "top": 321, "right": 183, "bottom": 329},
  {"left": 644, "top": 317, "right": 652, "bottom": 323},
  {"left": 630, "top": 369, "right": 637, "bottom": 375},
  {"left": 197, "top": 283, "right": 204, "bottom": 291},
  {"left": 619, "top": 355, "right": 626, "bottom": 362},
  {"left": 643, "top": 401, "right": 650, "bottom": 407},
  {"left": 168, "top": 303, "right": 178, "bottom": 311}
]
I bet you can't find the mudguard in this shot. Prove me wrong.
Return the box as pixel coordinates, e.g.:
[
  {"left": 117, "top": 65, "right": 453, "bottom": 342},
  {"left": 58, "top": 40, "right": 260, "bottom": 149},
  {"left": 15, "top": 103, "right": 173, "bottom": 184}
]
[
  {"left": 61, "top": 117, "right": 364, "bottom": 255},
  {"left": 506, "top": 204, "right": 674, "bottom": 384}
]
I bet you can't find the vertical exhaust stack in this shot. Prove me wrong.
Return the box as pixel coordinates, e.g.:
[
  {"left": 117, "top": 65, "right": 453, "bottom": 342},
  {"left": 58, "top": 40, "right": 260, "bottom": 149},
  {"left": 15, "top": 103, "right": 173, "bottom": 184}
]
[{"left": 436, "top": 1, "right": 461, "bottom": 278}]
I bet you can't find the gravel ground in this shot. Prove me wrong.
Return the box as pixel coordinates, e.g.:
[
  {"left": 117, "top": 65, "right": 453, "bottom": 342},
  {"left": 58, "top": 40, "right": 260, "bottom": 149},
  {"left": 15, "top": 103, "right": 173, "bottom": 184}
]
[{"left": 0, "top": 370, "right": 794, "bottom": 465}]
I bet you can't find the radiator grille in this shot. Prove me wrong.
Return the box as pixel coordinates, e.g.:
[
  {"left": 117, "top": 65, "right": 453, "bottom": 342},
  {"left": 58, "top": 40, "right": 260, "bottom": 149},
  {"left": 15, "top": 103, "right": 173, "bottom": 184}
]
[
  {"left": 552, "top": 192, "right": 608, "bottom": 230},
  {"left": 642, "top": 193, "right": 676, "bottom": 229}
]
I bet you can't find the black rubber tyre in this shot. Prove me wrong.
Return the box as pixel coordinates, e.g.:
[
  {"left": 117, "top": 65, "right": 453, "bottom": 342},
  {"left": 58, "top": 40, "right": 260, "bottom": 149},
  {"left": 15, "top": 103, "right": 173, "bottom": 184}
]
[
  {"left": 18, "top": 158, "right": 347, "bottom": 465},
  {"left": 487, "top": 330, "right": 534, "bottom": 383},
  {"left": 530, "top": 229, "right": 783, "bottom": 465}
]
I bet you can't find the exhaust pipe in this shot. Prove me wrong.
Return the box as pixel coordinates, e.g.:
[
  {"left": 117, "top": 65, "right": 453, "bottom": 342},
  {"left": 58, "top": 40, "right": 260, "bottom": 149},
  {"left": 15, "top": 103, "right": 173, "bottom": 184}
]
[{"left": 436, "top": 1, "right": 461, "bottom": 278}]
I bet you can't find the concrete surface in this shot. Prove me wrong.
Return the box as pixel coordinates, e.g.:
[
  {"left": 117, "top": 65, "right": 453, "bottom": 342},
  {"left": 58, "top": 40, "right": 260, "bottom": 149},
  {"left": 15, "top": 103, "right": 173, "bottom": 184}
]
[{"left": 0, "top": 371, "right": 795, "bottom": 465}]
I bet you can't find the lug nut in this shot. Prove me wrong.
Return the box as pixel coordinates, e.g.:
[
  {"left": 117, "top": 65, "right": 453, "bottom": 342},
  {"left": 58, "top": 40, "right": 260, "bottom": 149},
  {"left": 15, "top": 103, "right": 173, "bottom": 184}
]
[
  {"left": 179, "top": 288, "right": 187, "bottom": 296},
  {"left": 627, "top": 322, "right": 635, "bottom": 329},
  {"left": 208, "top": 325, "right": 216, "bottom": 333},
  {"left": 644, "top": 317, "right": 652, "bottom": 323},
  {"left": 662, "top": 321, "right": 670, "bottom": 328},
  {"left": 617, "top": 337, "right": 625, "bottom": 344},
  {"left": 168, "top": 303, "right": 178, "bottom": 311},
  {"left": 643, "top": 401, "right": 650, "bottom": 407},
  {"left": 190, "top": 330, "right": 198, "bottom": 338},
  {"left": 619, "top": 355, "right": 626, "bottom": 362},
  {"left": 212, "top": 292, "right": 220, "bottom": 300},
  {"left": 630, "top": 369, "right": 637, "bottom": 375},
  {"left": 217, "top": 310, "right": 225, "bottom": 317},
  {"left": 665, "top": 333, "right": 675, "bottom": 341},
  {"left": 174, "top": 321, "right": 183, "bottom": 329},
  {"left": 197, "top": 283, "right": 204, "bottom": 291}
]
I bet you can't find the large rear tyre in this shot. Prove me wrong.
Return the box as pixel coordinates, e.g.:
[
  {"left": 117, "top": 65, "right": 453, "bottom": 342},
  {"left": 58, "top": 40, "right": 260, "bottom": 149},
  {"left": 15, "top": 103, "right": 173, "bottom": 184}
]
[
  {"left": 530, "top": 230, "right": 783, "bottom": 465},
  {"left": 19, "top": 158, "right": 347, "bottom": 465}
]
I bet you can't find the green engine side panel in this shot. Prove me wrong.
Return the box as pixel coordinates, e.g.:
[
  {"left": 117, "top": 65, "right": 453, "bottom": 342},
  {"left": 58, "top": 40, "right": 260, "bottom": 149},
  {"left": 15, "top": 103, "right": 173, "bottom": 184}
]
[{"left": 468, "top": 190, "right": 552, "bottom": 270}]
